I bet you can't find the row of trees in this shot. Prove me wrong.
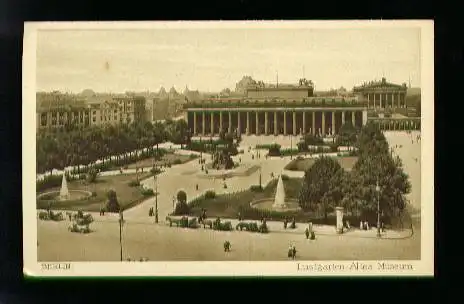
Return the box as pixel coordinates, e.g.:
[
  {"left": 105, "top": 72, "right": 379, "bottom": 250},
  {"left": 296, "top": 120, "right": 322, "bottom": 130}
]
[
  {"left": 37, "top": 119, "right": 191, "bottom": 174},
  {"left": 298, "top": 122, "right": 411, "bottom": 222}
]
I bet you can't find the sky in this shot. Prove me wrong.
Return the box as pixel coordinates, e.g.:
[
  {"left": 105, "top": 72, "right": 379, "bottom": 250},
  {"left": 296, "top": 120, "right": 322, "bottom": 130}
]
[{"left": 36, "top": 27, "right": 421, "bottom": 93}]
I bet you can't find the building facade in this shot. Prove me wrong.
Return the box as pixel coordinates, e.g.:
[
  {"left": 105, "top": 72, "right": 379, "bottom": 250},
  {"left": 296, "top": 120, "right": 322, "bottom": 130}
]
[
  {"left": 185, "top": 81, "right": 368, "bottom": 136},
  {"left": 36, "top": 93, "right": 146, "bottom": 130},
  {"left": 353, "top": 77, "right": 408, "bottom": 109}
]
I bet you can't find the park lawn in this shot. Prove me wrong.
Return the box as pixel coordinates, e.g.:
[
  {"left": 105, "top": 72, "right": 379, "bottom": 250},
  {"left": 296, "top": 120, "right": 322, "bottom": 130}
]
[
  {"left": 37, "top": 172, "right": 155, "bottom": 212},
  {"left": 188, "top": 178, "right": 306, "bottom": 220},
  {"left": 284, "top": 156, "right": 358, "bottom": 172},
  {"left": 124, "top": 153, "right": 196, "bottom": 169}
]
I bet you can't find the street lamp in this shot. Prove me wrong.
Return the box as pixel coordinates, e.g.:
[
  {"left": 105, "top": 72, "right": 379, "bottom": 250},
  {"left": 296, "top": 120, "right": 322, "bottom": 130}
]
[
  {"left": 172, "top": 196, "right": 176, "bottom": 211},
  {"left": 259, "top": 166, "right": 262, "bottom": 188},
  {"left": 118, "top": 211, "right": 124, "bottom": 261},
  {"left": 154, "top": 175, "right": 159, "bottom": 223},
  {"left": 290, "top": 134, "right": 293, "bottom": 160},
  {"left": 375, "top": 179, "right": 381, "bottom": 238}
]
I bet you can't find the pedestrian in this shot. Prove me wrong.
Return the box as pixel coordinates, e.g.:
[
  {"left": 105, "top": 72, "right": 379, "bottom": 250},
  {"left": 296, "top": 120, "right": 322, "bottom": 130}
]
[
  {"left": 292, "top": 245, "right": 297, "bottom": 260},
  {"left": 224, "top": 240, "right": 231, "bottom": 252},
  {"left": 305, "top": 227, "right": 310, "bottom": 239},
  {"left": 196, "top": 184, "right": 199, "bottom": 190},
  {"left": 288, "top": 245, "right": 293, "bottom": 258},
  {"left": 238, "top": 212, "right": 242, "bottom": 221},
  {"left": 283, "top": 217, "right": 288, "bottom": 229}
]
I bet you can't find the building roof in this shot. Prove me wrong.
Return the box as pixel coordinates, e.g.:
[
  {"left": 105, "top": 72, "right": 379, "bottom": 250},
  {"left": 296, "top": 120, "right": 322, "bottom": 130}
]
[{"left": 353, "top": 77, "right": 407, "bottom": 92}]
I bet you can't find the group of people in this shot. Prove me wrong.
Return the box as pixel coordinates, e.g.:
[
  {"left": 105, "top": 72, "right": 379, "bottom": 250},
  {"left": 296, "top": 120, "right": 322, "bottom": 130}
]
[{"left": 283, "top": 217, "right": 296, "bottom": 229}]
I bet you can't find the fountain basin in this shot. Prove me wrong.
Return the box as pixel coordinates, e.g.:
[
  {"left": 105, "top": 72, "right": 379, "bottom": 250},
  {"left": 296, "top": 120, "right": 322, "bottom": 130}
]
[
  {"left": 250, "top": 198, "right": 301, "bottom": 212},
  {"left": 37, "top": 190, "right": 92, "bottom": 202}
]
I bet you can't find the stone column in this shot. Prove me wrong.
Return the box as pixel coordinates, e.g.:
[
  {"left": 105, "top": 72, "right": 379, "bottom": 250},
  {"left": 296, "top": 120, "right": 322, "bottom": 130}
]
[
  {"left": 274, "top": 111, "right": 278, "bottom": 135},
  {"left": 302, "top": 111, "right": 306, "bottom": 134},
  {"left": 210, "top": 112, "right": 214, "bottom": 135},
  {"left": 331, "top": 111, "right": 336, "bottom": 136},
  {"left": 265, "top": 112, "right": 269, "bottom": 135},
  {"left": 398, "top": 92, "right": 400, "bottom": 108},
  {"left": 219, "top": 111, "right": 223, "bottom": 132},
  {"left": 255, "top": 111, "right": 259, "bottom": 135},
  {"left": 202, "top": 112, "right": 206, "bottom": 135},
  {"left": 283, "top": 112, "right": 287, "bottom": 135},
  {"left": 246, "top": 112, "right": 250, "bottom": 135},
  {"left": 379, "top": 93, "right": 383, "bottom": 109},
  {"left": 312, "top": 111, "right": 315, "bottom": 135},
  {"left": 351, "top": 111, "right": 356, "bottom": 127},
  {"left": 373, "top": 93, "right": 376, "bottom": 109},
  {"left": 237, "top": 111, "right": 241, "bottom": 135},
  {"left": 342, "top": 111, "right": 345, "bottom": 126},
  {"left": 367, "top": 93, "right": 370, "bottom": 108},
  {"left": 292, "top": 111, "right": 297, "bottom": 136},
  {"left": 193, "top": 112, "right": 197, "bottom": 135},
  {"left": 362, "top": 110, "right": 368, "bottom": 126},
  {"left": 321, "top": 111, "right": 326, "bottom": 136},
  {"left": 228, "top": 111, "right": 232, "bottom": 133}
]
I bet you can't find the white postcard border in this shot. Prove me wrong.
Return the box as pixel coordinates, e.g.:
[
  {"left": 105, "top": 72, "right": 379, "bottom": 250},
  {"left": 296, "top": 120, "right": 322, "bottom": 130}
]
[{"left": 23, "top": 20, "right": 434, "bottom": 277}]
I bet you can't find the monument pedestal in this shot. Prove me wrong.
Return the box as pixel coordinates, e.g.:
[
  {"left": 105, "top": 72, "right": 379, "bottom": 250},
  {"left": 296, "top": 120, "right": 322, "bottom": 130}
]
[{"left": 335, "top": 206, "right": 344, "bottom": 234}]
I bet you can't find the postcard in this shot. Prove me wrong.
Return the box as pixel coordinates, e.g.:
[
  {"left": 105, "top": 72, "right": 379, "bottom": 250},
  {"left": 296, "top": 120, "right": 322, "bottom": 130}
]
[{"left": 23, "top": 20, "right": 434, "bottom": 277}]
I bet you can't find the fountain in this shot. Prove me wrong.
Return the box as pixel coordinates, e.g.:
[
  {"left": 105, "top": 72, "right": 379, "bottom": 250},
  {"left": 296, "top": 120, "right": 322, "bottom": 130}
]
[
  {"left": 272, "top": 175, "right": 288, "bottom": 210},
  {"left": 59, "top": 173, "right": 70, "bottom": 201},
  {"left": 250, "top": 174, "right": 301, "bottom": 212},
  {"left": 37, "top": 172, "right": 92, "bottom": 208}
]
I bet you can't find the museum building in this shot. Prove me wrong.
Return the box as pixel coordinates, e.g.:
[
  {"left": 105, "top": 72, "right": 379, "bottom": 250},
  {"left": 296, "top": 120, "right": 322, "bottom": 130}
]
[{"left": 184, "top": 80, "right": 368, "bottom": 136}]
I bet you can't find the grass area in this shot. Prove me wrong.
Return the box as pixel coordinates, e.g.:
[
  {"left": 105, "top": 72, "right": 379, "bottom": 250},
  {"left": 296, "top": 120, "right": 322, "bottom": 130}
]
[
  {"left": 284, "top": 156, "right": 358, "bottom": 172},
  {"left": 37, "top": 172, "right": 155, "bottom": 212},
  {"left": 123, "top": 153, "right": 196, "bottom": 170},
  {"left": 188, "top": 178, "right": 309, "bottom": 221}
]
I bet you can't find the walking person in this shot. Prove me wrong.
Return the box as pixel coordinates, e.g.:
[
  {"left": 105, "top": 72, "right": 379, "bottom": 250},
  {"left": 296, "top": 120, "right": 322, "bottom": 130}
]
[
  {"left": 292, "top": 245, "right": 297, "bottom": 260},
  {"left": 305, "top": 227, "right": 310, "bottom": 239},
  {"left": 283, "top": 217, "right": 288, "bottom": 229}
]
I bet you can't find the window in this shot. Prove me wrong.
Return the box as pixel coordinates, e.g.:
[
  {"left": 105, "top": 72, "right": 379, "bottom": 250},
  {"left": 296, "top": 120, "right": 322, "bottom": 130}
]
[
  {"left": 93, "top": 117, "right": 96, "bottom": 122},
  {"left": 93, "top": 111, "right": 96, "bottom": 115}
]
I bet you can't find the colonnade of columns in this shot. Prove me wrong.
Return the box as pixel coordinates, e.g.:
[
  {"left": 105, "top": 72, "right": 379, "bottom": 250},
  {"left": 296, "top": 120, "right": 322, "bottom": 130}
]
[
  {"left": 189, "top": 109, "right": 368, "bottom": 136},
  {"left": 365, "top": 92, "right": 406, "bottom": 109},
  {"left": 372, "top": 119, "right": 421, "bottom": 131}
]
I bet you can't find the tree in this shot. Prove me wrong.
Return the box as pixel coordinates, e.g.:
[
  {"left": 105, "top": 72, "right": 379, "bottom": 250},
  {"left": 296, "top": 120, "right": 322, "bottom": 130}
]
[
  {"left": 177, "top": 190, "right": 187, "bottom": 204},
  {"left": 336, "top": 122, "right": 358, "bottom": 147},
  {"left": 174, "top": 190, "right": 189, "bottom": 215},
  {"left": 298, "top": 156, "right": 344, "bottom": 220},
  {"left": 106, "top": 189, "right": 121, "bottom": 213}
]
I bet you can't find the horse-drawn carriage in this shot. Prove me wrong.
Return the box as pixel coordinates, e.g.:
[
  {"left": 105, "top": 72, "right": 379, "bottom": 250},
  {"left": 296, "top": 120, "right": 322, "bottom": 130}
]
[
  {"left": 68, "top": 222, "right": 91, "bottom": 234},
  {"left": 212, "top": 218, "right": 233, "bottom": 231},
  {"left": 67, "top": 212, "right": 93, "bottom": 234},
  {"left": 236, "top": 221, "right": 259, "bottom": 232},
  {"left": 165, "top": 215, "right": 199, "bottom": 229},
  {"left": 38, "top": 210, "right": 64, "bottom": 221}
]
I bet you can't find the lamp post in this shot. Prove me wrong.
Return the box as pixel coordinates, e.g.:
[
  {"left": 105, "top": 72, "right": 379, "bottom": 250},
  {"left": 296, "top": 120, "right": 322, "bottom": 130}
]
[
  {"left": 154, "top": 175, "right": 159, "bottom": 223},
  {"left": 172, "top": 196, "right": 176, "bottom": 211},
  {"left": 119, "top": 211, "right": 124, "bottom": 261},
  {"left": 259, "top": 166, "right": 262, "bottom": 188},
  {"left": 290, "top": 134, "right": 293, "bottom": 160},
  {"left": 375, "top": 179, "right": 381, "bottom": 238}
]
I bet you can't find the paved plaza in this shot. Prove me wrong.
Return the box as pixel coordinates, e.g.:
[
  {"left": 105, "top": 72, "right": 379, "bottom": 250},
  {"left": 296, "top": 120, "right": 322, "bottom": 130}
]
[{"left": 37, "top": 131, "right": 421, "bottom": 261}]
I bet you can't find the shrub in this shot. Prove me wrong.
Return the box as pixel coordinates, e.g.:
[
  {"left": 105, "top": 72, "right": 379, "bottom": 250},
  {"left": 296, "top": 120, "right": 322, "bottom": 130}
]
[
  {"left": 204, "top": 190, "right": 216, "bottom": 199},
  {"left": 189, "top": 154, "right": 197, "bottom": 159},
  {"left": 173, "top": 159, "right": 182, "bottom": 165},
  {"left": 150, "top": 167, "right": 161, "bottom": 175},
  {"left": 86, "top": 168, "right": 98, "bottom": 183},
  {"left": 105, "top": 189, "right": 120, "bottom": 213},
  {"left": 174, "top": 202, "right": 190, "bottom": 215},
  {"left": 250, "top": 185, "right": 263, "bottom": 192},
  {"left": 141, "top": 188, "right": 154, "bottom": 196},
  {"left": 268, "top": 144, "right": 281, "bottom": 156},
  {"left": 128, "top": 180, "right": 140, "bottom": 187}
]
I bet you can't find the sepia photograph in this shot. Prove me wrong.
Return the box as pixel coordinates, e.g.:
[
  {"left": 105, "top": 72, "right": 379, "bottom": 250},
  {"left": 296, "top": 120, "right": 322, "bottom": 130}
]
[{"left": 23, "top": 21, "right": 434, "bottom": 277}]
